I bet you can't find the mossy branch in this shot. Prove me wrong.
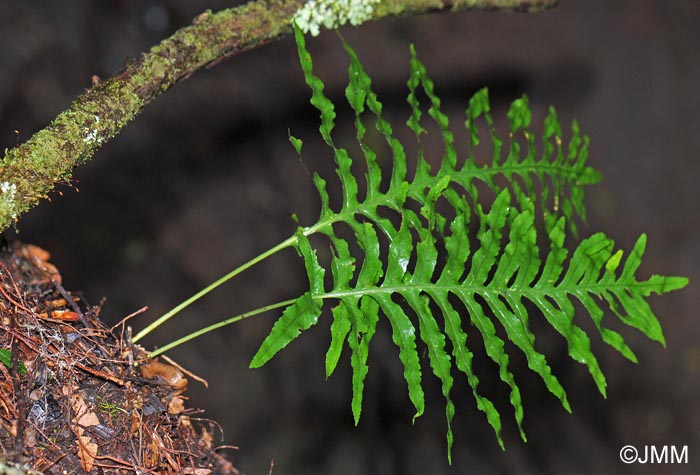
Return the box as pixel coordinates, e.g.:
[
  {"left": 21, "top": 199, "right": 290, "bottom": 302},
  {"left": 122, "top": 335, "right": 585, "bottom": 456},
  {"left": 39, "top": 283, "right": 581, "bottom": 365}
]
[{"left": 0, "top": 0, "right": 557, "bottom": 232}]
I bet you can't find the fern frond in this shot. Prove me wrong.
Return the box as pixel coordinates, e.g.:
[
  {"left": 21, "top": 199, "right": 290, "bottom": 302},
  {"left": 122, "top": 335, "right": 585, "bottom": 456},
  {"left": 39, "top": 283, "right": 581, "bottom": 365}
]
[{"left": 251, "top": 25, "right": 688, "bottom": 461}]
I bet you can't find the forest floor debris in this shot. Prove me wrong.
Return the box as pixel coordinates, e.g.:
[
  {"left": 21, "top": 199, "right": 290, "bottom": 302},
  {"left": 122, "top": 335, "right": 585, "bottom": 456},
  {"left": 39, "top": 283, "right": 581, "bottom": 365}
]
[{"left": 0, "top": 242, "right": 239, "bottom": 475}]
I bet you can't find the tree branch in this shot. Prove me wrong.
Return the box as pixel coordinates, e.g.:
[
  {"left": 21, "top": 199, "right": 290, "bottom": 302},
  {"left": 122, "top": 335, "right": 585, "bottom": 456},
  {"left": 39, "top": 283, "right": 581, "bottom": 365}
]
[{"left": 0, "top": 0, "right": 557, "bottom": 232}]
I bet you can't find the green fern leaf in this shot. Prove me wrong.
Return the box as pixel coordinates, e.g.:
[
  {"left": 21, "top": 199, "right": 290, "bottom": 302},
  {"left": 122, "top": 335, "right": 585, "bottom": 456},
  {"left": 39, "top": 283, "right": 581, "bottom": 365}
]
[
  {"left": 249, "top": 291, "right": 321, "bottom": 368},
  {"left": 250, "top": 229, "right": 324, "bottom": 368},
  {"left": 326, "top": 302, "right": 351, "bottom": 377},
  {"left": 325, "top": 236, "right": 354, "bottom": 378},
  {"left": 252, "top": 24, "right": 689, "bottom": 460}
]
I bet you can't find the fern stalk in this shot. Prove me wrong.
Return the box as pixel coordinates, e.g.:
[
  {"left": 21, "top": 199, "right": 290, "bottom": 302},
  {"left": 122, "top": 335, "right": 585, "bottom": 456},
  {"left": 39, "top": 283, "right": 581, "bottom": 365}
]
[
  {"left": 132, "top": 235, "right": 298, "bottom": 343},
  {"left": 147, "top": 299, "right": 296, "bottom": 358}
]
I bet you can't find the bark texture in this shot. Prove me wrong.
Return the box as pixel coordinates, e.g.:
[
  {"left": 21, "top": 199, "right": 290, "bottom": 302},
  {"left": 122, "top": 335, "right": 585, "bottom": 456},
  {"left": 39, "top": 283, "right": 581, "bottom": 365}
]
[{"left": 0, "top": 0, "right": 557, "bottom": 232}]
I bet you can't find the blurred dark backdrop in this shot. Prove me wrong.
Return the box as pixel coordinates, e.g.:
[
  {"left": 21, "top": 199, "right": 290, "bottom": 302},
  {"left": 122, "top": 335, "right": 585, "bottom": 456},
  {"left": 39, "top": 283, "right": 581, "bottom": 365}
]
[{"left": 1, "top": 1, "right": 698, "bottom": 474}]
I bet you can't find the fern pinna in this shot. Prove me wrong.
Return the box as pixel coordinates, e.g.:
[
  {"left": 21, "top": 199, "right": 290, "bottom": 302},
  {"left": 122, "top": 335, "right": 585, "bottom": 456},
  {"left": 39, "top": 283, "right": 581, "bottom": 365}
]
[{"left": 246, "top": 25, "right": 688, "bottom": 461}]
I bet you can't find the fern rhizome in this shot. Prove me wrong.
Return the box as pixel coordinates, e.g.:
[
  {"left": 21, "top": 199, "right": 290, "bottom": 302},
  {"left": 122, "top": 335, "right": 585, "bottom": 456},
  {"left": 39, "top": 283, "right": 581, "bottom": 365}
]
[{"left": 134, "top": 25, "right": 688, "bottom": 461}]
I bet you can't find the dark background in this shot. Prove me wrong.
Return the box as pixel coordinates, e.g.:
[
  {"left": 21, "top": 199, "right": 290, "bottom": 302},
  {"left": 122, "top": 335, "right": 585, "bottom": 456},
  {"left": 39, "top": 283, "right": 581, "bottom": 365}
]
[{"left": 1, "top": 1, "right": 697, "bottom": 474}]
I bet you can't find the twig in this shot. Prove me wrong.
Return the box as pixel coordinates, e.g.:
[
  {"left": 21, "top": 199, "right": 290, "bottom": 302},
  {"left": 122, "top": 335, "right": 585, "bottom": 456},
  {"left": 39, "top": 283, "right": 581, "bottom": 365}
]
[
  {"left": 71, "top": 361, "right": 125, "bottom": 386},
  {"left": 9, "top": 309, "right": 25, "bottom": 458},
  {"left": 110, "top": 306, "right": 149, "bottom": 334},
  {"left": 51, "top": 281, "right": 89, "bottom": 328}
]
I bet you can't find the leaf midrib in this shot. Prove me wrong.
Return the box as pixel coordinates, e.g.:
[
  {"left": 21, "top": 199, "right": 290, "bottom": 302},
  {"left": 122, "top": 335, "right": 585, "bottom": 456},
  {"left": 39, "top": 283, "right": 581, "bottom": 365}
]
[{"left": 318, "top": 280, "right": 647, "bottom": 301}]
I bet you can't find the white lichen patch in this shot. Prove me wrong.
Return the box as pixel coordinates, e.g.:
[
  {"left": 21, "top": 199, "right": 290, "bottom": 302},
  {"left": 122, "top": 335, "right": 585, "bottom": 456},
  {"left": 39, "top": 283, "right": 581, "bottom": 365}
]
[
  {"left": 83, "top": 115, "right": 103, "bottom": 145},
  {"left": 293, "top": 0, "right": 380, "bottom": 37},
  {"left": 84, "top": 128, "right": 99, "bottom": 144},
  {"left": 0, "top": 181, "right": 19, "bottom": 220}
]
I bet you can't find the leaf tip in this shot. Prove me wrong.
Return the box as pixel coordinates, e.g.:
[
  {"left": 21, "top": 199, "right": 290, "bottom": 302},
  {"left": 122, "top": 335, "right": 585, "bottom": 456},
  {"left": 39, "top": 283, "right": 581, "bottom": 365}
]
[
  {"left": 248, "top": 356, "right": 264, "bottom": 369},
  {"left": 289, "top": 134, "right": 303, "bottom": 155},
  {"left": 412, "top": 408, "right": 424, "bottom": 424}
]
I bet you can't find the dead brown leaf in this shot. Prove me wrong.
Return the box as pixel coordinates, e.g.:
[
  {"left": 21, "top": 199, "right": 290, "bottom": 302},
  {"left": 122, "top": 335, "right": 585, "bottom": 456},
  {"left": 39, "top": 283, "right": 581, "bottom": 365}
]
[
  {"left": 70, "top": 392, "right": 100, "bottom": 472},
  {"left": 140, "top": 360, "right": 188, "bottom": 394},
  {"left": 201, "top": 428, "right": 213, "bottom": 449},
  {"left": 20, "top": 244, "right": 51, "bottom": 263},
  {"left": 71, "top": 394, "right": 100, "bottom": 428},
  {"left": 183, "top": 468, "right": 212, "bottom": 475},
  {"left": 76, "top": 432, "right": 98, "bottom": 472},
  {"left": 168, "top": 396, "right": 185, "bottom": 415},
  {"left": 37, "top": 309, "right": 80, "bottom": 321}
]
